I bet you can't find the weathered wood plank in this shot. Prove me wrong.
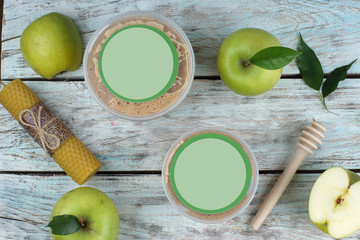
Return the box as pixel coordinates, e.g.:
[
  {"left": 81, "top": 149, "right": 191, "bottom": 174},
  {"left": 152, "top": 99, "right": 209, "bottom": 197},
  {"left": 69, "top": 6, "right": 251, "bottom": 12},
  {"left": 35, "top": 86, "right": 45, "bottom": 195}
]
[
  {"left": 0, "top": 173, "right": 349, "bottom": 239},
  {"left": 0, "top": 0, "right": 3, "bottom": 80},
  {"left": 1, "top": 79, "right": 360, "bottom": 172},
  {"left": 2, "top": 0, "right": 360, "bottom": 78}
]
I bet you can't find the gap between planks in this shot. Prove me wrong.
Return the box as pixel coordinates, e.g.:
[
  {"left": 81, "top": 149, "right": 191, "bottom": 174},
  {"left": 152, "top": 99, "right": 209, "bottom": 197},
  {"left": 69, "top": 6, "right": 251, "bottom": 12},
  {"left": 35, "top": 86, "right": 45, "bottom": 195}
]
[
  {"left": 0, "top": 0, "right": 4, "bottom": 79},
  {"left": 2, "top": 169, "right": 360, "bottom": 176},
  {"left": 2, "top": 74, "right": 360, "bottom": 81}
]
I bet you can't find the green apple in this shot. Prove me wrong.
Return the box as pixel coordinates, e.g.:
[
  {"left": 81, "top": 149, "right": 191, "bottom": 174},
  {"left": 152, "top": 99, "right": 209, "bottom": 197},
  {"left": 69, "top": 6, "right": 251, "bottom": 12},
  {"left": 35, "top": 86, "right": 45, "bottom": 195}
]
[
  {"left": 20, "top": 12, "right": 83, "bottom": 79},
  {"left": 217, "top": 28, "right": 283, "bottom": 96},
  {"left": 49, "top": 187, "right": 119, "bottom": 240},
  {"left": 309, "top": 167, "right": 360, "bottom": 239}
]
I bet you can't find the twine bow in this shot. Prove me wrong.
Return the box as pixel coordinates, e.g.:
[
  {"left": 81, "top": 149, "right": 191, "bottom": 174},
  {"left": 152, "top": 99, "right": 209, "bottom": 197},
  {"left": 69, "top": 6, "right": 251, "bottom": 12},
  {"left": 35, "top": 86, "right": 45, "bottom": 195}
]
[{"left": 19, "top": 106, "right": 60, "bottom": 156}]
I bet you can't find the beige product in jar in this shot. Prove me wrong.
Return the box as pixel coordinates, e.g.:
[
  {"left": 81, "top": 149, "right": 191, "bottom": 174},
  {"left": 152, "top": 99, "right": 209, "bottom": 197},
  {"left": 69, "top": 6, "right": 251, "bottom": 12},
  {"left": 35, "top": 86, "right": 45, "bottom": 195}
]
[
  {"left": 162, "top": 128, "right": 258, "bottom": 223},
  {"left": 84, "top": 11, "right": 195, "bottom": 120}
]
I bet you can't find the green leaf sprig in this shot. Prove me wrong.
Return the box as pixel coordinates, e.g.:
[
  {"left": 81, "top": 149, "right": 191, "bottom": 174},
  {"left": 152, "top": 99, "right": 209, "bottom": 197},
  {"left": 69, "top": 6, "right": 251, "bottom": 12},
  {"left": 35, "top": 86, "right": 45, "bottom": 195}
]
[
  {"left": 322, "top": 59, "right": 357, "bottom": 98},
  {"left": 296, "top": 33, "right": 357, "bottom": 111},
  {"left": 296, "top": 34, "right": 323, "bottom": 91},
  {"left": 47, "top": 215, "right": 82, "bottom": 236},
  {"left": 249, "top": 46, "right": 302, "bottom": 70}
]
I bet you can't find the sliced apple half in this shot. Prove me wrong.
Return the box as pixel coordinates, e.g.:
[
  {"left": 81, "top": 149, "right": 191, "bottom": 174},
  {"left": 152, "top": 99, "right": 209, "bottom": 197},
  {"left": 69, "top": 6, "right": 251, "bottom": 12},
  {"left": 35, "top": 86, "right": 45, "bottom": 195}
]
[{"left": 309, "top": 167, "right": 360, "bottom": 239}]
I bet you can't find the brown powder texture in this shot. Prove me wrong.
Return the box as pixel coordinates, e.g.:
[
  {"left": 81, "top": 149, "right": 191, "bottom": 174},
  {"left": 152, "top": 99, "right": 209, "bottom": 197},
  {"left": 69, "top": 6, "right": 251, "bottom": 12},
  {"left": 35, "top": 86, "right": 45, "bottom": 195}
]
[{"left": 87, "top": 16, "right": 191, "bottom": 117}]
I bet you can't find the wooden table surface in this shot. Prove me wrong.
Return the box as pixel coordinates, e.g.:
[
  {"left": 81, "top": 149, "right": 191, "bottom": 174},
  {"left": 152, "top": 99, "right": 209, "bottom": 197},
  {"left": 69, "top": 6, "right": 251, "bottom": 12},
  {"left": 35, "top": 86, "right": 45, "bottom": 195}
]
[{"left": 1, "top": 0, "right": 360, "bottom": 239}]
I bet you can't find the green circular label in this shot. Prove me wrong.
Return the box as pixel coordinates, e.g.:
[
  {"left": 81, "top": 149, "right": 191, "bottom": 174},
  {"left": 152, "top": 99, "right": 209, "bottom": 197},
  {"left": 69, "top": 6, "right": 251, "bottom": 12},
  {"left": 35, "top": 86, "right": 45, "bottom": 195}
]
[
  {"left": 170, "top": 133, "right": 252, "bottom": 214},
  {"left": 99, "top": 25, "right": 179, "bottom": 103}
]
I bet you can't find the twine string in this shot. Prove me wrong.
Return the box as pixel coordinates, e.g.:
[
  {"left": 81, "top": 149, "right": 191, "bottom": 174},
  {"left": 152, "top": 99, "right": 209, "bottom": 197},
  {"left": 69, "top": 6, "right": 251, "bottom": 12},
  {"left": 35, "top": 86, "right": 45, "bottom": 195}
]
[{"left": 19, "top": 106, "right": 60, "bottom": 155}]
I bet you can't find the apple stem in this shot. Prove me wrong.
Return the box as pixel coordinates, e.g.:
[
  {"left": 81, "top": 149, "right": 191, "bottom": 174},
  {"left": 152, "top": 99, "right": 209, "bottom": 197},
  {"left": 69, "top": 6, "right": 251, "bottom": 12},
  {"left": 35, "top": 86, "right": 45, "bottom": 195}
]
[
  {"left": 78, "top": 217, "right": 86, "bottom": 228},
  {"left": 242, "top": 60, "right": 251, "bottom": 68}
]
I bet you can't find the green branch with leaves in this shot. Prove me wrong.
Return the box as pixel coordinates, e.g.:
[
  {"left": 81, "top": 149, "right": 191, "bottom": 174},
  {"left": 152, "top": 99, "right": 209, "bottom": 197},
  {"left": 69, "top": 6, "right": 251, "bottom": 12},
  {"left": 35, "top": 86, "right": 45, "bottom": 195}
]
[{"left": 296, "top": 33, "right": 357, "bottom": 112}]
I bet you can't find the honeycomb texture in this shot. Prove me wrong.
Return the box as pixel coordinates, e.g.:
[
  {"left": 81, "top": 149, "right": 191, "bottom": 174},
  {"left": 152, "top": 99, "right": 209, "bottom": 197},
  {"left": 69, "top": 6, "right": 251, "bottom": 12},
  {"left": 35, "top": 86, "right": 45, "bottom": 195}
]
[
  {"left": 0, "top": 79, "right": 101, "bottom": 185},
  {"left": 52, "top": 135, "right": 101, "bottom": 185},
  {"left": 0, "top": 79, "right": 40, "bottom": 121}
]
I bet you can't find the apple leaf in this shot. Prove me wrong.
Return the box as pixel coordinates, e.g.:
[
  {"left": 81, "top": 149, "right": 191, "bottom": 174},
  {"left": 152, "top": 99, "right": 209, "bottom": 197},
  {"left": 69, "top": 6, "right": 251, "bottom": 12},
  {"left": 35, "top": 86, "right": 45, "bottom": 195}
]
[
  {"left": 249, "top": 46, "right": 301, "bottom": 70},
  {"left": 296, "top": 33, "right": 324, "bottom": 91},
  {"left": 47, "top": 215, "right": 81, "bottom": 236},
  {"left": 322, "top": 59, "right": 357, "bottom": 98}
]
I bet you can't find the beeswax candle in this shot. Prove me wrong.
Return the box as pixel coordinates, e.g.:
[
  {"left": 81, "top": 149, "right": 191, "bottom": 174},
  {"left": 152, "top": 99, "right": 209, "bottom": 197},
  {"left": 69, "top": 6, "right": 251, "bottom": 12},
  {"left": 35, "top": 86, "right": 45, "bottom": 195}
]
[{"left": 0, "top": 79, "right": 101, "bottom": 185}]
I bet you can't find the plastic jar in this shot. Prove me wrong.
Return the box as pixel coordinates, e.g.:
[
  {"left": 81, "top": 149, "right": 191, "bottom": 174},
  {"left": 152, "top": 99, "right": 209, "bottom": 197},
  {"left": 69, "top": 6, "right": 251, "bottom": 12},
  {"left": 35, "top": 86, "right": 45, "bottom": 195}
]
[
  {"left": 162, "top": 128, "right": 258, "bottom": 223},
  {"left": 84, "top": 11, "right": 195, "bottom": 120}
]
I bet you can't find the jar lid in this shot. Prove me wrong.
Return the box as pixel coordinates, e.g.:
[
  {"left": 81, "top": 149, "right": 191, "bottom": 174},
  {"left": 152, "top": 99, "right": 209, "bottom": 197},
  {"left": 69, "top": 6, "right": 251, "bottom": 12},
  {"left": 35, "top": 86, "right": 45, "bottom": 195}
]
[
  {"left": 170, "top": 132, "right": 252, "bottom": 214},
  {"left": 99, "top": 25, "right": 179, "bottom": 103}
]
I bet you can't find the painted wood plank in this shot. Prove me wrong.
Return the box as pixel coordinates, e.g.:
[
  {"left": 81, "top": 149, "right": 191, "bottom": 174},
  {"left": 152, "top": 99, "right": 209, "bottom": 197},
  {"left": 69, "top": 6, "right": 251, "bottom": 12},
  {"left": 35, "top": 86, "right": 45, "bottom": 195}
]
[
  {"left": 1, "top": 79, "right": 360, "bottom": 172},
  {"left": 0, "top": 173, "right": 349, "bottom": 239},
  {"left": 2, "top": 0, "right": 360, "bottom": 79}
]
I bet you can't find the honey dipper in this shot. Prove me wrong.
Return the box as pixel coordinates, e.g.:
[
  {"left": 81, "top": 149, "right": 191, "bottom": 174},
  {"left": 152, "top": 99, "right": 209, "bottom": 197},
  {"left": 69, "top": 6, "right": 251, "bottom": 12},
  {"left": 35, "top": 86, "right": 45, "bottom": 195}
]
[{"left": 251, "top": 119, "right": 326, "bottom": 230}]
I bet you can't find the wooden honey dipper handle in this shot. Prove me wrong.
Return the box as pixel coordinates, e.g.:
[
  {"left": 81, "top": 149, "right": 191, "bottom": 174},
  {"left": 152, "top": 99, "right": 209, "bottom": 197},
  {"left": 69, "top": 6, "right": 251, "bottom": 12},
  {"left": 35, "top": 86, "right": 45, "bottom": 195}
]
[{"left": 251, "top": 120, "right": 326, "bottom": 230}]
